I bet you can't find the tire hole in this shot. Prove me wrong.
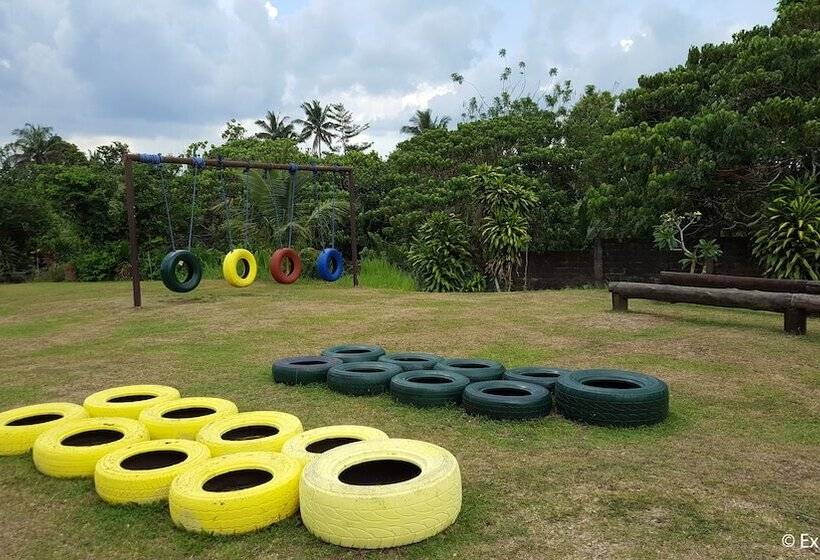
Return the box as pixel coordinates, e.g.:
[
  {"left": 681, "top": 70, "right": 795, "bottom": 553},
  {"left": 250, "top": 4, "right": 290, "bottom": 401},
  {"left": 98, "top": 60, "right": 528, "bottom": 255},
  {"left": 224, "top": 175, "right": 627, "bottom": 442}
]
[
  {"left": 6, "top": 413, "right": 63, "bottom": 426},
  {"left": 292, "top": 360, "right": 326, "bottom": 366},
  {"left": 408, "top": 376, "right": 452, "bottom": 384},
  {"left": 450, "top": 362, "right": 490, "bottom": 369},
  {"left": 120, "top": 450, "right": 188, "bottom": 470},
  {"left": 338, "top": 459, "right": 421, "bottom": 486},
  {"left": 347, "top": 367, "right": 385, "bottom": 373},
  {"left": 395, "top": 357, "right": 428, "bottom": 362},
  {"left": 107, "top": 394, "right": 156, "bottom": 403},
  {"left": 202, "top": 468, "right": 272, "bottom": 492},
  {"left": 237, "top": 259, "right": 250, "bottom": 279},
  {"left": 62, "top": 429, "right": 124, "bottom": 447},
  {"left": 305, "top": 437, "right": 361, "bottom": 454},
  {"left": 336, "top": 348, "right": 370, "bottom": 354},
  {"left": 221, "top": 425, "right": 279, "bottom": 441},
  {"left": 161, "top": 406, "right": 216, "bottom": 419},
  {"left": 482, "top": 388, "right": 531, "bottom": 397},
  {"left": 582, "top": 379, "right": 641, "bottom": 389}
]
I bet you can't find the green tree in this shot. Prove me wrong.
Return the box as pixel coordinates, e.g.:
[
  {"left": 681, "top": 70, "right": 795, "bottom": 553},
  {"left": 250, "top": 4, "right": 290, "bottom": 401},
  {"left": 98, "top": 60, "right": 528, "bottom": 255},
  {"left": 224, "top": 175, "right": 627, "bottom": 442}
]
[
  {"left": 221, "top": 119, "right": 247, "bottom": 142},
  {"left": 407, "top": 212, "right": 483, "bottom": 292},
  {"left": 330, "top": 104, "right": 371, "bottom": 152},
  {"left": 400, "top": 109, "right": 450, "bottom": 136},
  {"left": 294, "top": 100, "right": 337, "bottom": 156},
  {"left": 254, "top": 110, "right": 297, "bottom": 141}
]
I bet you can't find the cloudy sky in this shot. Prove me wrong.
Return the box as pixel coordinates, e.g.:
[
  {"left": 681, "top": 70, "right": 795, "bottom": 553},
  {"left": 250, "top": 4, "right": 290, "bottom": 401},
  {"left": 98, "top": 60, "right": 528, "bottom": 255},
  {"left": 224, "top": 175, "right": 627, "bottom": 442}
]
[{"left": 0, "top": 0, "right": 776, "bottom": 156}]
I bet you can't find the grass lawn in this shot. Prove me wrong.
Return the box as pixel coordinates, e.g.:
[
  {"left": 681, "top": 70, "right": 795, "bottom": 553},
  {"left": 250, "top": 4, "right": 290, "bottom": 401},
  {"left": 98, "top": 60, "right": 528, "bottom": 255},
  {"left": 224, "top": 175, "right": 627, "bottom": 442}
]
[{"left": 0, "top": 279, "right": 817, "bottom": 560}]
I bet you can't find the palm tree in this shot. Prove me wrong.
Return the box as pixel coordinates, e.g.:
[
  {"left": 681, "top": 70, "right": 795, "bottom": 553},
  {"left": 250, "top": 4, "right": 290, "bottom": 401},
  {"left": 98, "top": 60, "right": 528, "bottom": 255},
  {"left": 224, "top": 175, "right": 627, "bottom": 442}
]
[
  {"left": 255, "top": 110, "right": 297, "bottom": 140},
  {"left": 8, "top": 123, "right": 61, "bottom": 164},
  {"left": 400, "top": 109, "right": 450, "bottom": 136},
  {"left": 293, "top": 100, "right": 337, "bottom": 156}
]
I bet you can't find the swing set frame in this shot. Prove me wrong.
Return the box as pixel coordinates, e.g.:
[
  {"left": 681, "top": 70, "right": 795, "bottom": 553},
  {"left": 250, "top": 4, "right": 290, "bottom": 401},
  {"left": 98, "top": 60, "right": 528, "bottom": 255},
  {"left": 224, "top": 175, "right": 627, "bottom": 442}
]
[{"left": 122, "top": 152, "right": 359, "bottom": 308}]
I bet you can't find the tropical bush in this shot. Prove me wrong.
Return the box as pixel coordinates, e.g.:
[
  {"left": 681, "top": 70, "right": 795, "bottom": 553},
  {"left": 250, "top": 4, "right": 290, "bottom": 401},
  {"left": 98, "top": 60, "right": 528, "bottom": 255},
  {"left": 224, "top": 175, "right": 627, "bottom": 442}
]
[
  {"left": 752, "top": 176, "right": 820, "bottom": 280},
  {"left": 407, "top": 212, "right": 484, "bottom": 292}
]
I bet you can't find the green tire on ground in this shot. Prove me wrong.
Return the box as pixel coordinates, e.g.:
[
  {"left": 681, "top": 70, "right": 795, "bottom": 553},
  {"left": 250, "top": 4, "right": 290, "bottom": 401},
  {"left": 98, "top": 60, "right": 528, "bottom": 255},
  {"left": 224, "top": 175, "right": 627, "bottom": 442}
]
[
  {"left": 502, "top": 366, "right": 572, "bottom": 391},
  {"left": 160, "top": 250, "right": 203, "bottom": 293},
  {"left": 321, "top": 344, "right": 386, "bottom": 363},
  {"left": 389, "top": 370, "right": 470, "bottom": 407},
  {"left": 462, "top": 380, "right": 551, "bottom": 420},
  {"left": 555, "top": 369, "right": 669, "bottom": 427},
  {"left": 273, "top": 356, "right": 342, "bottom": 385},
  {"left": 378, "top": 352, "right": 440, "bottom": 372},
  {"left": 327, "top": 361, "right": 403, "bottom": 396},
  {"left": 434, "top": 358, "right": 505, "bottom": 382}
]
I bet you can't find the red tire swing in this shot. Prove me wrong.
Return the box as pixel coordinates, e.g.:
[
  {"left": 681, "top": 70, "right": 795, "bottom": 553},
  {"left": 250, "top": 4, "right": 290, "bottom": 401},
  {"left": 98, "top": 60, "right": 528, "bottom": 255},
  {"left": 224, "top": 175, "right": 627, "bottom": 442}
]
[{"left": 270, "top": 163, "right": 302, "bottom": 284}]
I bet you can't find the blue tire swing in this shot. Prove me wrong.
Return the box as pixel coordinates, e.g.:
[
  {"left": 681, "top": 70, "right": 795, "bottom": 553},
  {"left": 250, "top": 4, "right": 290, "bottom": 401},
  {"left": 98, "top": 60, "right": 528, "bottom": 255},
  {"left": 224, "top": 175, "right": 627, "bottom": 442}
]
[
  {"left": 147, "top": 153, "right": 203, "bottom": 294},
  {"left": 219, "top": 159, "right": 258, "bottom": 288},
  {"left": 315, "top": 165, "right": 344, "bottom": 282},
  {"left": 269, "top": 163, "right": 302, "bottom": 284}
]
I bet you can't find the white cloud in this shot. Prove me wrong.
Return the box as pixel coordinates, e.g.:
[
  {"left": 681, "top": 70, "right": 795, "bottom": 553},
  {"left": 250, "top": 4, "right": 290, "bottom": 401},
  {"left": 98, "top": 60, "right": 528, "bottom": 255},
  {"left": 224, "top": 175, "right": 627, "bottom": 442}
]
[
  {"left": 264, "top": 1, "right": 278, "bottom": 21},
  {"left": 619, "top": 38, "right": 634, "bottom": 52}
]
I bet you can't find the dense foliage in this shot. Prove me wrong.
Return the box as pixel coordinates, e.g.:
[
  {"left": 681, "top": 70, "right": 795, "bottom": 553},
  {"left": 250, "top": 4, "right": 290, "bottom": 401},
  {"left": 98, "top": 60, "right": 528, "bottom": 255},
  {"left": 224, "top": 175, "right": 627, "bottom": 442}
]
[{"left": 1, "top": 0, "right": 817, "bottom": 285}]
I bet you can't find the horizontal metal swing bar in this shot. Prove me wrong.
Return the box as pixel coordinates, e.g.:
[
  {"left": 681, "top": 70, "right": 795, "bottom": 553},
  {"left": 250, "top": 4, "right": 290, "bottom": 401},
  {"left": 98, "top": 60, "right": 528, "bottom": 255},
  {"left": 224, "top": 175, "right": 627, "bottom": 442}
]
[{"left": 126, "top": 153, "right": 353, "bottom": 173}]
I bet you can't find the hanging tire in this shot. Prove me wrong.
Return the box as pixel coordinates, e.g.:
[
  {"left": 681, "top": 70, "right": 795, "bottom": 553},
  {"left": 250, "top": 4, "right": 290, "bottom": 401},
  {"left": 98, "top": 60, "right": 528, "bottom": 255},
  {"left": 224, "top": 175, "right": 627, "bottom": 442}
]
[
  {"left": 169, "top": 451, "right": 301, "bottom": 535},
  {"left": 316, "top": 248, "right": 344, "bottom": 282},
  {"left": 502, "top": 366, "right": 572, "bottom": 391},
  {"left": 378, "top": 352, "right": 440, "bottom": 371},
  {"left": 32, "top": 417, "right": 150, "bottom": 478},
  {"left": 321, "top": 343, "right": 385, "bottom": 363},
  {"left": 272, "top": 355, "right": 341, "bottom": 385},
  {"left": 281, "top": 425, "right": 388, "bottom": 468},
  {"left": 83, "top": 385, "right": 181, "bottom": 419},
  {"left": 160, "top": 250, "right": 203, "bottom": 293},
  {"left": 390, "top": 371, "right": 470, "bottom": 407},
  {"left": 94, "top": 439, "right": 211, "bottom": 504},
  {"left": 222, "top": 248, "right": 257, "bottom": 287},
  {"left": 196, "top": 411, "right": 303, "bottom": 456},
  {"left": 555, "top": 369, "right": 669, "bottom": 427},
  {"left": 0, "top": 402, "right": 89, "bottom": 456},
  {"left": 463, "top": 380, "right": 551, "bottom": 420},
  {"left": 435, "top": 358, "right": 505, "bottom": 382},
  {"left": 300, "top": 438, "right": 462, "bottom": 549},
  {"left": 138, "top": 397, "right": 238, "bottom": 440},
  {"left": 270, "top": 247, "right": 302, "bottom": 284},
  {"left": 327, "top": 361, "right": 403, "bottom": 395}
]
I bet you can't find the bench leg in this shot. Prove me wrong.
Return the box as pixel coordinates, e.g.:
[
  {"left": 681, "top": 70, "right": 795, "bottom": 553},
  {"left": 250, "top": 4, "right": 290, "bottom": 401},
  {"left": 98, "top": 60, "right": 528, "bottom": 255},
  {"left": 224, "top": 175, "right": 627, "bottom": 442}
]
[
  {"left": 612, "top": 292, "right": 629, "bottom": 312},
  {"left": 784, "top": 309, "right": 807, "bottom": 335}
]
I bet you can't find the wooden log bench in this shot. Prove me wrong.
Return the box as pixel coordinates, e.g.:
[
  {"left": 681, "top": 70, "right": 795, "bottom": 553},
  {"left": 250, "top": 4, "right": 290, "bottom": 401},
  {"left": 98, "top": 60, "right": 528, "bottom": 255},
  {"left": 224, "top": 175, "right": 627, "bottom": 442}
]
[
  {"left": 658, "top": 271, "right": 820, "bottom": 294},
  {"left": 608, "top": 281, "right": 820, "bottom": 335}
]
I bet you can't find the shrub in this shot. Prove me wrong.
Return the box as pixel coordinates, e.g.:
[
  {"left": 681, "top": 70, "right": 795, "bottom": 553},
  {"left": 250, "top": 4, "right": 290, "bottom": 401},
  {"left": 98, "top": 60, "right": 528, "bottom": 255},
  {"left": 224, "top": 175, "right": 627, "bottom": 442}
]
[
  {"left": 752, "top": 176, "right": 820, "bottom": 280},
  {"left": 407, "top": 212, "right": 484, "bottom": 292}
]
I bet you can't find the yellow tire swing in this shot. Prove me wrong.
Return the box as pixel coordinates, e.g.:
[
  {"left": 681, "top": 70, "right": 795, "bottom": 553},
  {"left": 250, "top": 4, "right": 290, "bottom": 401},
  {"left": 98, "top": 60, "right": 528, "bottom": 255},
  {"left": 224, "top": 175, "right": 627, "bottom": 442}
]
[{"left": 219, "top": 158, "right": 258, "bottom": 288}]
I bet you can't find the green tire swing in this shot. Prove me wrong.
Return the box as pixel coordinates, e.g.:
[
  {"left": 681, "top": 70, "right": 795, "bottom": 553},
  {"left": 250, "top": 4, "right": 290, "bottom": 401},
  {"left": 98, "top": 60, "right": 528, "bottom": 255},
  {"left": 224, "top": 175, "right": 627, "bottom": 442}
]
[
  {"left": 219, "top": 159, "right": 258, "bottom": 288},
  {"left": 312, "top": 165, "right": 344, "bottom": 282},
  {"left": 150, "top": 153, "right": 203, "bottom": 293},
  {"left": 269, "top": 163, "right": 302, "bottom": 284}
]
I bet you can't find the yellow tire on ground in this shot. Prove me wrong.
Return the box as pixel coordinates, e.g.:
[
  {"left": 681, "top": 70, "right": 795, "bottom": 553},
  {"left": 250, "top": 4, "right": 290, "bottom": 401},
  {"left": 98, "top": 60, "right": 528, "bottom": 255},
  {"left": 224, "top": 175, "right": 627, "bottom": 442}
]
[
  {"left": 138, "top": 397, "right": 238, "bottom": 440},
  {"left": 196, "top": 411, "right": 303, "bottom": 456},
  {"left": 83, "top": 385, "right": 181, "bottom": 419},
  {"left": 281, "top": 425, "right": 388, "bottom": 468},
  {"left": 94, "top": 439, "right": 211, "bottom": 504},
  {"left": 0, "top": 402, "right": 89, "bottom": 456},
  {"left": 222, "top": 248, "right": 258, "bottom": 288},
  {"left": 169, "top": 451, "right": 300, "bottom": 535},
  {"left": 32, "top": 417, "right": 150, "bottom": 478},
  {"left": 300, "top": 438, "right": 462, "bottom": 549}
]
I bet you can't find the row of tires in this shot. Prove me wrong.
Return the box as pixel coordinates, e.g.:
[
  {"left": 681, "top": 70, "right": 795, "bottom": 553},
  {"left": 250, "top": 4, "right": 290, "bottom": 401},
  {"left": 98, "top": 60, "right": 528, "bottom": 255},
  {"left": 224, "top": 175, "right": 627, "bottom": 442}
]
[
  {"left": 273, "top": 344, "right": 670, "bottom": 426},
  {"left": 161, "top": 246, "right": 344, "bottom": 292},
  {"left": 0, "top": 385, "right": 460, "bottom": 548}
]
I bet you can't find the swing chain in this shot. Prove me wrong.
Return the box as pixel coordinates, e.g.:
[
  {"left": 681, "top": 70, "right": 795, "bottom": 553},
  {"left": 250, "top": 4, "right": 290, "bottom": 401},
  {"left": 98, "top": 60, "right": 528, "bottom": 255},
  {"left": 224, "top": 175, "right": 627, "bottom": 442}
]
[
  {"left": 187, "top": 157, "right": 204, "bottom": 251},
  {"left": 217, "top": 156, "right": 234, "bottom": 250},
  {"left": 287, "top": 163, "right": 298, "bottom": 248},
  {"left": 242, "top": 166, "right": 251, "bottom": 248},
  {"left": 331, "top": 165, "right": 339, "bottom": 248},
  {"left": 155, "top": 153, "right": 176, "bottom": 251}
]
